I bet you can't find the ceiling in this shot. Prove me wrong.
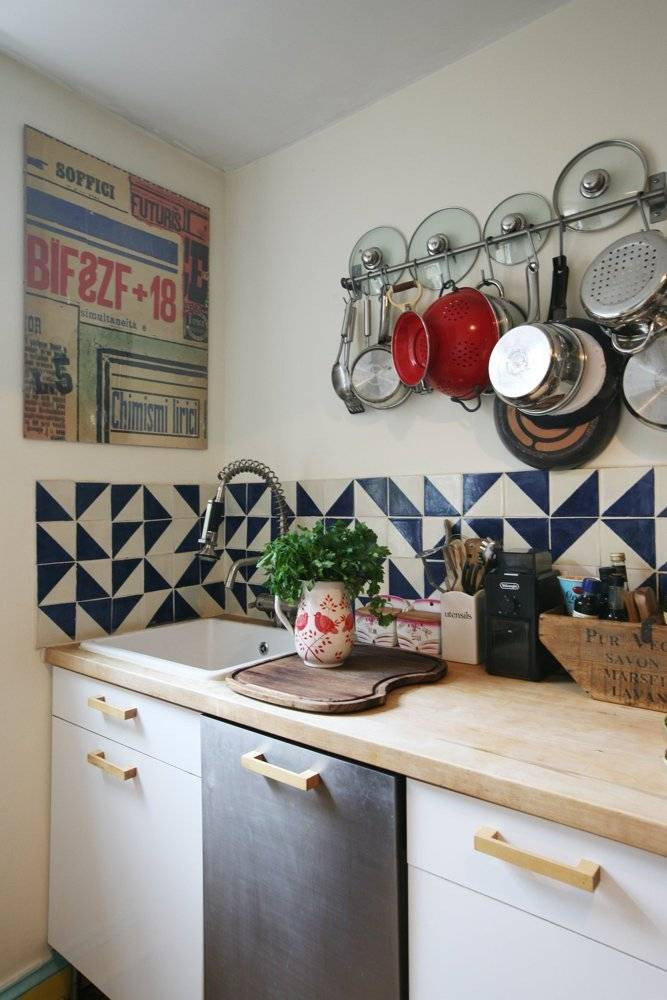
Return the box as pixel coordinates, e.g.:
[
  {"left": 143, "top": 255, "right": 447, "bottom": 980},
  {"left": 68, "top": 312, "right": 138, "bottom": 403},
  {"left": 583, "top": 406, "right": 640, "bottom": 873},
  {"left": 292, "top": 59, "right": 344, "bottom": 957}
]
[{"left": 0, "top": 0, "right": 567, "bottom": 170}]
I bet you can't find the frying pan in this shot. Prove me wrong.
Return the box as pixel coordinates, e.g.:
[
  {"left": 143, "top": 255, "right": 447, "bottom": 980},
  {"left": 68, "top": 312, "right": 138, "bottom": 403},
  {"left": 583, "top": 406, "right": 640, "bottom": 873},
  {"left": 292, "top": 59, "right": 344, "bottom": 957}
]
[{"left": 350, "top": 286, "right": 411, "bottom": 409}]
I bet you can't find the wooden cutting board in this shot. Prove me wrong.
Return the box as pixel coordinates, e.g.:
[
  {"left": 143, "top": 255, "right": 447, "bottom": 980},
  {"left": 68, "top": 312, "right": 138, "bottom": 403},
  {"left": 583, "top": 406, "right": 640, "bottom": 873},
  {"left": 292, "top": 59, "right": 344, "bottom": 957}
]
[{"left": 226, "top": 644, "right": 446, "bottom": 713}]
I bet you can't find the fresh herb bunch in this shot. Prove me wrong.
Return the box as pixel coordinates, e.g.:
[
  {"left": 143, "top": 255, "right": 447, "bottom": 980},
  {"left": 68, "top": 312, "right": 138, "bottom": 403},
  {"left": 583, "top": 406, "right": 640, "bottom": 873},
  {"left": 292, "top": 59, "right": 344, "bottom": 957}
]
[{"left": 258, "top": 520, "right": 391, "bottom": 622}]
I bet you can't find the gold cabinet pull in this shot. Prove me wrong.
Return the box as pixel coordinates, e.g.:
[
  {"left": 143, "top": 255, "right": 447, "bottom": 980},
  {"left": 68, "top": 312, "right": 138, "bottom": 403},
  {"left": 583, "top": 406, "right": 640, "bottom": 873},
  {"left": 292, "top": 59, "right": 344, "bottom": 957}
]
[
  {"left": 241, "top": 749, "right": 320, "bottom": 791},
  {"left": 474, "top": 826, "right": 600, "bottom": 892},
  {"left": 88, "top": 695, "right": 137, "bottom": 721},
  {"left": 87, "top": 750, "right": 137, "bottom": 782}
]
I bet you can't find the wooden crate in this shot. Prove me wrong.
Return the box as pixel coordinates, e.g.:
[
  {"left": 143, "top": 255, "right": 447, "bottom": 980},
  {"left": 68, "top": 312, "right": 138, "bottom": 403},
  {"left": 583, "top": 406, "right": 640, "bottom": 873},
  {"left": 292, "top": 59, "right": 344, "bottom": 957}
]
[{"left": 539, "top": 611, "right": 667, "bottom": 712}]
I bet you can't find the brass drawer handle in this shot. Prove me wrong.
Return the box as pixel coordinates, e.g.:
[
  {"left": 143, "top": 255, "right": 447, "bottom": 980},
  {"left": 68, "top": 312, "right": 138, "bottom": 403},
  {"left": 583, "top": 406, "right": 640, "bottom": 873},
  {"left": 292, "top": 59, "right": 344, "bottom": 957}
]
[
  {"left": 87, "top": 750, "right": 137, "bottom": 782},
  {"left": 241, "top": 749, "right": 320, "bottom": 791},
  {"left": 88, "top": 695, "right": 138, "bottom": 721},
  {"left": 474, "top": 826, "right": 601, "bottom": 892}
]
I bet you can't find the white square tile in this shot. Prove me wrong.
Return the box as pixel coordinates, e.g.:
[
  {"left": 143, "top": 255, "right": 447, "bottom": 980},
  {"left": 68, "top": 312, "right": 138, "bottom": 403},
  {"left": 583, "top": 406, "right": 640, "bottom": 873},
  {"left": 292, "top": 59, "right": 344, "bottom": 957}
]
[
  {"left": 388, "top": 476, "right": 422, "bottom": 517},
  {"left": 77, "top": 483, "right": 111, "bottom": 521},
  {"left": 354, "top": 479, "right": 387, "bottom": 518},
  {"left": 37, "top": 480, "right": 75, "bottom": 520},
  {"left": 600, "top": 467, "right": 653, "bottom": 517},
  {"left": 424, "top": 475, "right": 462, "bottom": 517},
  {"left": 422, "top": 517, "right": 449, "bottom": 552},
  {"left": 144, "top": 484, "right": 174, "bottom": 519},
  {"left": 354, "top": 516, "right": 388, "bottom": 547},
  {"left": 36, "top": 606, "right": 75, "bottom": 647}
]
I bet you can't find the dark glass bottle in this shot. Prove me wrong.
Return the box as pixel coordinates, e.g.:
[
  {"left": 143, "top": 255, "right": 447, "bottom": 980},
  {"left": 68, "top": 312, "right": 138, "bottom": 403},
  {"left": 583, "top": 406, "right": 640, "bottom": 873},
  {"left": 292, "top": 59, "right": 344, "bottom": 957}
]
[
  {"left": 573, "top": 577, "right": 600, "bottom": 619},
  {"left": 604, "top": 582, "right": 629, "bottom": 622}
]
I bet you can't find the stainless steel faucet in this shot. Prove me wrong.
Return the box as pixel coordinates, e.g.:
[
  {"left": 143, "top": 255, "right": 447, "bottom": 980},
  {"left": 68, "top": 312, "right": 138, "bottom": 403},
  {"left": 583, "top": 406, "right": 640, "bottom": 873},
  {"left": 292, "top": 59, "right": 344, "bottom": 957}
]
[{"left": 198, "top": 459, "right": 290, "bottom": 589}]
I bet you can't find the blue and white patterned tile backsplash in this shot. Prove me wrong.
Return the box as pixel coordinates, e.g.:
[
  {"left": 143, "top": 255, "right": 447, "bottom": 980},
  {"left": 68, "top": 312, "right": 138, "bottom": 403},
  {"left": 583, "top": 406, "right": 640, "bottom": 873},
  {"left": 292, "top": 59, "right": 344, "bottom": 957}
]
[{"left": 36, "top": 466, "right": 667, "bottom": 647}]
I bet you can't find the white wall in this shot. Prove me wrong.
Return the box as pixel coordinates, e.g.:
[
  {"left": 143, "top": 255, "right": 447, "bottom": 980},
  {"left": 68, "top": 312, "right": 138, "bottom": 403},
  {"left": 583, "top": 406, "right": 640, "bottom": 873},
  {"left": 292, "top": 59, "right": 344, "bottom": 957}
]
[
  {"left": 222, "top": 0, "right": 667, "bottom": 482},
  {"left": 0, "top": 54, "right": 225, "bottom": 988}
]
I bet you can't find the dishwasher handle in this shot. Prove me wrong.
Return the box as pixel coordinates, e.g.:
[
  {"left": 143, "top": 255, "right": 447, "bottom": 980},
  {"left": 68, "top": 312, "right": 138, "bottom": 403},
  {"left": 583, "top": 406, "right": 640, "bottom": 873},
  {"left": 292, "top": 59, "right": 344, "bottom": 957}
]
[{"left": 241, "top": 749, "right": 321, "bottom": 791}]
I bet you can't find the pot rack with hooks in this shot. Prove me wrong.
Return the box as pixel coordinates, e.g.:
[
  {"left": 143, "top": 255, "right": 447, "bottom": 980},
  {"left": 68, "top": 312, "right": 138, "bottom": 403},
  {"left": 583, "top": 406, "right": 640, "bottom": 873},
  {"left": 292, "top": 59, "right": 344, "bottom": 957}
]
[{"left": 340, "top": 139, "right": 667, "bottom": 295}]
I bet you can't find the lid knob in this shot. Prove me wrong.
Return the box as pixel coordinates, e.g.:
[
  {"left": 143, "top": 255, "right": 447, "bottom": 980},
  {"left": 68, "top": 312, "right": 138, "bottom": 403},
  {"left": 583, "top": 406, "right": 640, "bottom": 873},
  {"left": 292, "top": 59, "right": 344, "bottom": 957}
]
[
  {"left": 500, "top": 212, "right": 526, "bottom": 235},
  {"left": 426, "top": 233, "right": 449, "bottom": 255},
  {"left": 580, "top": 168, "right": 610, "bottom": 199},
  {"left": 361, "top": 246, "right": 383, "bottom": 270}
]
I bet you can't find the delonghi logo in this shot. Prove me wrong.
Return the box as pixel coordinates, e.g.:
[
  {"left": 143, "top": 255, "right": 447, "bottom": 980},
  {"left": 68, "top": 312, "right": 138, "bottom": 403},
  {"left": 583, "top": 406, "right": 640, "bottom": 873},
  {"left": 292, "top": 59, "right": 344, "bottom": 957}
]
[
  {"left": 500, "top": 582, "right": 520, "bottom": 590},
  {"left": 442, "top": 610, "right": 472, "bottom": 619}
]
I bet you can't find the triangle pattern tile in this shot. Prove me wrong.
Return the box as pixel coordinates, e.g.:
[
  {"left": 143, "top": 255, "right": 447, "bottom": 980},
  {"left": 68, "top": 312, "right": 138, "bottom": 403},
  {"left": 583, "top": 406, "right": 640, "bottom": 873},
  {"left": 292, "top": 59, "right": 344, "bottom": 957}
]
[
  {"left": 144, "top": 486, "right": 171, "bottom": 521},
  {"left": 174, "top": 554, "right": 200, "bottom": 589},
  {"left": 174, "top": 484, "right": 200, "bottom": 516},
  {"left": 41, "top": 602, "right": 76, "bottom": 640},
  {"left": 76, "top": 523, "right": 110, "bottom": 561},
  {"left": 424, "top": 477, "right": 460, "bottom": 517},
  {"left": 424, "top": 560, "right": 446, "bottom": 597},
  {"left": 504, "top": 518, "right": 549, "bottom": 553},
  {"left": 147, "top": 591, "right": 174, "bottom": 627},
  {"left": 174, "top": 590, "right": 198, "bottom": 623},
  {"left": 551, "top": 471, "right": 598, "bottom": 517},
  {"left": 144, "top": 557, "right": 173, "bottom": 593},
  {"left": 111, "top": 484, "right": 142, "bottom": 520},
  {"left": 144, "top": 519, "right": 172, "bottom": 555},
  {"left": 76, "top": 482, "right": 109, "bottom": 520},
  {"left": 174, "top": 518, "right": 201, "bottom": 552},
  {"left": 656, "top": 466, "right": 667, "bottom": 517},
  {"left": 462, "top": 518, "right": 503, "bottom": 543},
  {"left": 76, "top": 562, "right": 110, "bottom": 601},
  {"left": 388, "top": 518, "right": 422, "bottom": 556},
  {"left": 388, "top": 560, "right": 422, "bottom": 601},
  {"left": 112, "top": 521, "right": 142, "bottom": 558},
  {"left": 38, "top": 562, "right": 74, "bottom": 604},
  {"left": 247, "top": 516, "right": 270, "bottom": 549},
  {"left": 77, "top": 599, "right": 112, "bottom": 638},
  {"left": 658, "top": 519, "right": 667, "bottom": 572},
  {"left": 225, "top": 515, "right": 246, "bottom": 548},
  {"left": 327, "top": 482, "right": 354, "bottom": 517},
  {"left": 111, "top": 594, "right": 143, "bottom": 632},
  {"left": 505, "top": 471, "right": 549, "bottom": 516},
  {"left": 112, "top": 558, "right": 142, "bottom": 596},
  {"left": 247, "top": 483, "right": 270, "bottom": 515},
  {"left": 463, "top": 473, "right": 502, "bottom": 515},
  {"left": 600, "top": 518, "right": 655, "bottom": 569},
  {"left": 203, "top": 582, "right": 226, "bottom": 611},
  {"left": 550, "top": 518, "right": 599, "bottom": 565},
  {"left": 602, "top": 469, "right": 654, "bottom": 517},
  {"left": 227, "top": 482, "right": 248, "bottom": 513},
  {"left": 36, "top": 482, "right": 73, "bottom": 522},
  {"left": 296, "top": 482, "right": 322, "bottom": 517},
  {"left": 37, "top": 523, "right": 75, "bottom": 564},
  {"left": 388, "top": 478, "right": 421, "bottom": 517},
  {"left": 355, "top": 478, "right": 388, "bottom": 516}
]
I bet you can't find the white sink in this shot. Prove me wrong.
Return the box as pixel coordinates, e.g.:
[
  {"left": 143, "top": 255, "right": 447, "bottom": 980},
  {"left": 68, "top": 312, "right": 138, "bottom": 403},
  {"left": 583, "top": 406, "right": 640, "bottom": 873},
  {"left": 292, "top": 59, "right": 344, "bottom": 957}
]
[{"left": 80, "top": 616, "right": 295, "bottom": 680}]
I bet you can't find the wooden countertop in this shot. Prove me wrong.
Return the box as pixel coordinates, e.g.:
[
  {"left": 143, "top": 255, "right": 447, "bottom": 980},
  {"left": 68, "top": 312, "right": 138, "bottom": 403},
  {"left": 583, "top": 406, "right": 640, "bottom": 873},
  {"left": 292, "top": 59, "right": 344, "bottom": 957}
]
[{"left": 45, "top": 639, "right": 667, "bottom": 857}]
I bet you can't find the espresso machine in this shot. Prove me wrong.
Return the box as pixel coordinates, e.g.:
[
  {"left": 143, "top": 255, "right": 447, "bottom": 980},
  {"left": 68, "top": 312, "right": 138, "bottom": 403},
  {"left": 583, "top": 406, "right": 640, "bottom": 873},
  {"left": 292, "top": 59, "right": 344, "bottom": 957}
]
[{"left": 485, "top": 550, "right": 564, "bottom": 681}]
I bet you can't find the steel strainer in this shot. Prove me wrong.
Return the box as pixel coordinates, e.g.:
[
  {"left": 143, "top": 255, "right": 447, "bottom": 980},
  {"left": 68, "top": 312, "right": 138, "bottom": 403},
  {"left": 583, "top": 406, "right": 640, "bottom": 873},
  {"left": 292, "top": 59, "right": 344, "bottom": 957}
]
[{"left": 581, "top": 229, "right": 667, "bottom": 354}]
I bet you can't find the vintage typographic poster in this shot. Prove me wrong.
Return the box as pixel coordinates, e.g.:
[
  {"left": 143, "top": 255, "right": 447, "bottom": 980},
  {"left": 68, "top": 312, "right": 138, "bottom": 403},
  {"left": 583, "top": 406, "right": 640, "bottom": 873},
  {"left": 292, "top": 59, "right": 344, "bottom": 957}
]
[{"left": 23, "top": 126, "right": 209, "bottom": 448}]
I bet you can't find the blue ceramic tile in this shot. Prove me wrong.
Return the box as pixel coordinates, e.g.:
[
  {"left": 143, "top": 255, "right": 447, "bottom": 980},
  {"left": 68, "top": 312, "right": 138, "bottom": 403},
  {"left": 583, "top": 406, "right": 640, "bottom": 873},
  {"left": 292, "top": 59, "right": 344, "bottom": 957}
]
[
  {"left": 174, "top": 590, "right": 198, "bottom": 623},
  {"left": 174, "top": 555, "right": 200, "bottom": 589},
  {"left": 551, "top": 471, "right": 598, "bottom": 517},
  {"left": 37, "top": 562, "right": 72, "bottom": 604},
  {"left": 246, "top": 516, "right": 270, "bottom": 548},
  {"left": 388, "top": 560, "right": 421, "bottom": 601},
  {"left": 41, "top": 602, "right": 76, "bottom": 640},
  {"left": 111, "top": 594, "right": 142, "bottom": 632},
  {"left": 79, "top": 598, "right": 112, "bottom": 634},
  {"left": 602, "top": 469, "right": 654, "bottom": 517},
  {"left": 505, "top": 517, "right": 549, "bottom": 551},
  {"left": 111, "top": 484, "right": 141, "bottom": 520},
  {"left": 143, "top": 486, "right": 171, "bottom": 520},
  {"left": 602, "top": 518, "right": 655, "bottom": 568},
  {"left": 175, "top": 520, "right": 202, "bottom": 552},
  {"left": 296, "top": 483, "right": 322, "bottom": 517},
  {"left": 463, "top": 517, "right": 503, "bottom": 542},
  {"left": 144, "top": 558, "right": 172, "bottom": 593},
  {"left": 76, "top": 563, "right": 110, "bottom": 602},
  {"left": 324, "top": 517, "right": 354, "bottom": 531},
  {"left": 227, "top": 482, "right": 248, "bottom": 513},
  {"left": 144, "top": 519, "right": 171, "bottom": 554},
  {"left": 356, "top": 477, "right": 388, "bottom": 515},
  {"left": 463, "top": 473, "right": 501, "bottom": 514},
  {"left": 203, "top": 582, "right": 226, "bottom": 610},
  {"left": 76, "top": 523, "right": 109, "bottom": 561},
  {"left": 424, "top": 477, "right": 459, "bottom": 517},
  {"left": 37, "top": 525, "right": 75, "bottom": 564},
  {"left": 112, "top": 521, "right": 143, "bottom": 557},
  {"left": 112, "top": 558, "right": 142, "bottom": 596},
  {"left": 327, "top": 482, "right": 354, "bottom": 517},
  {"left": 390, "top": 518, "right": 423, "bottom": 553},
  {"left": 388, "top": 479, "right": 421, "bottom": 517},
  {"left": 148, "top": 591, "right": 174, "bottom": 627},
  {"left": 659, "top": 573, "right": 667, "bottom": 603},
  {"left": 424, "top": 560, "right": 446, "bottom": 593},
  {"left": 225, "top": 515, "right": 246, "bottom": 546},
  {"left": 506, "top": 471, "right": 549, "bottom": 514},
  {"left": 36, "top": 483, "right": 72, "bottom": 522},
  {"left": 76, "top": 482, "right": 108, "bottom": 519},
  {"left": 550, "top": 518, "right": 597, "bottom": 562}
]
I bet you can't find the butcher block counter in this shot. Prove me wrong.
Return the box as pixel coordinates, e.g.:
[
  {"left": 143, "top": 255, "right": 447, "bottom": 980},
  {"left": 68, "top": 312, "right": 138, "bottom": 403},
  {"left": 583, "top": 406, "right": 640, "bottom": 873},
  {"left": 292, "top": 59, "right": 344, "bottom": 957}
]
[{"left": 44, "top": 639, "right": 667, "bottom": 858}]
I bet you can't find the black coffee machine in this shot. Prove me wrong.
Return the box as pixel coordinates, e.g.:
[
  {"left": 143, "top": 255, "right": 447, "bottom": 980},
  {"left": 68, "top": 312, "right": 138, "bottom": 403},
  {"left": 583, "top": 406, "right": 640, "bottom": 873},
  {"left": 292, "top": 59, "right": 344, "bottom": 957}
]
[{"left": 485, "top": 550, "right": 564, "bottom": 681}]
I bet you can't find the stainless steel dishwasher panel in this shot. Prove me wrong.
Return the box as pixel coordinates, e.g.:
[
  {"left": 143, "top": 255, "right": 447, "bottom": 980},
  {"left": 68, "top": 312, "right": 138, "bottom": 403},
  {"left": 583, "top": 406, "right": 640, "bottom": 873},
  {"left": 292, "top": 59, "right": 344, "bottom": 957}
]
[{"left": 202, "top": 716, "right": 406, "bottom": 1000}]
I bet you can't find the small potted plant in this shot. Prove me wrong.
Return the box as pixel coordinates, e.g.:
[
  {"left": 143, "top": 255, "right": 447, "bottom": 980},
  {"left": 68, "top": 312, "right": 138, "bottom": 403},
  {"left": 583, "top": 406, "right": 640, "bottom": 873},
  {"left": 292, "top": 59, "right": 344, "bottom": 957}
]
[{"left": 258, "top": 520, "right": 390, "bottom": 668}]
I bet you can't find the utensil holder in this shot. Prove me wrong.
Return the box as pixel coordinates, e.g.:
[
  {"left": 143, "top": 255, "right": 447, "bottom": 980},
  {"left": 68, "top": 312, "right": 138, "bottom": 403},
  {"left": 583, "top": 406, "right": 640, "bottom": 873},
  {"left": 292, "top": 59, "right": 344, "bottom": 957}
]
[{"left": 441, "top": 591, "right": 486, "bottom": 665}]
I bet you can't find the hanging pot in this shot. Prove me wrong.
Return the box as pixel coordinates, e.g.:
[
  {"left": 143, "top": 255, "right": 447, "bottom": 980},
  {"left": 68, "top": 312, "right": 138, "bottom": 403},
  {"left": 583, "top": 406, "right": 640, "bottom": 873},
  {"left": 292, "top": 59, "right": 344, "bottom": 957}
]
[
  {"left": 350, "top": 287, "right": 412, "bottom": 409},
  {"left": 580, "top": 229, "right": 667, "bottom": 354},
  {"left": 622, "top": 332, "right": 667, "bottom": 429}
]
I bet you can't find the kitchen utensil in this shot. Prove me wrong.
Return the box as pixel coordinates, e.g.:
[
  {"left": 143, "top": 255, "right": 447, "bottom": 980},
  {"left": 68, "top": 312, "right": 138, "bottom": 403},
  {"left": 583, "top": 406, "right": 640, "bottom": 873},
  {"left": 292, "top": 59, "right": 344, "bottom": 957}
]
[
  {"left": 622, "top": 331, "right": 667, "bottom": 429},
  {"left": 408, "top": 207, "right": 481, "bottom": 289},
  {"left": 553, "top": 139, "right": 648, "bottom": 231},
  {"left": 489, "top": 322, "right": 586, "bottom": 415},
  {"left": 483, "top": 193, "right": 551, "bottom": 266},
  {"left": 547, "top": 225, "right": 569, "bottom": 322},
  {"left": 350, "top": 286, "right": 412, "bottom": 409},
  {"left": 331, "top": 299, "right": 364, "bottom": 414},
  {"left": 348, "top": 226, "right": 407, "bottom": 295},
  {"left": 389, "top": 283, "right": 430, "bottom": 388},
  {"left": 633, "top": 587, "right": 659, "bottom": 622},
  {"left": 526, "top": 318, "right": 622, "bottom": 427},
  {"left": 493, "top": 393, "right": 621, "bottom": 470},
  {"left": 580, "top": 229, "right": 667, "bottom": 354}
]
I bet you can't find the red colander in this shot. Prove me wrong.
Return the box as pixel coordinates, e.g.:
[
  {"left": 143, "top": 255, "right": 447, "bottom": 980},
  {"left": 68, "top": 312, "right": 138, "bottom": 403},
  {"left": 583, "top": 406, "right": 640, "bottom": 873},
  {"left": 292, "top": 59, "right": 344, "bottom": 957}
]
[{"left": 422, "top": 288, "right": 500, "bottom": 402}]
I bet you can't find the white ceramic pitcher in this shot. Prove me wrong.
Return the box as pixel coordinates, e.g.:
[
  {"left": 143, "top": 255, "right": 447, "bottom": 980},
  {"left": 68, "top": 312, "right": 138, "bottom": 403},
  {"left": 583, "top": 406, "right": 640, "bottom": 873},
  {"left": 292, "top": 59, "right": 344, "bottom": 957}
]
[{"left": 274, "top": 581, "right": 354, "bottom": 668}]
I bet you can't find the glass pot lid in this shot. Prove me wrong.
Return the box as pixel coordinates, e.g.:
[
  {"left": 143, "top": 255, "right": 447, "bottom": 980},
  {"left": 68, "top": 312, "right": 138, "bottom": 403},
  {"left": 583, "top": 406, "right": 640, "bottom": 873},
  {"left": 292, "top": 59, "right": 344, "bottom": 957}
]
[
  {"left": 348, "top": 226, "right": 406, "bottom": 295},
  {"left": 408, "top": 207, "right": 481, "bottom": 289},
  {"left": 553, "top": 139, "right": 648, "bottom": 232},
  {"left": 483, "top": 193, "right": 552, "bottom": 265}
]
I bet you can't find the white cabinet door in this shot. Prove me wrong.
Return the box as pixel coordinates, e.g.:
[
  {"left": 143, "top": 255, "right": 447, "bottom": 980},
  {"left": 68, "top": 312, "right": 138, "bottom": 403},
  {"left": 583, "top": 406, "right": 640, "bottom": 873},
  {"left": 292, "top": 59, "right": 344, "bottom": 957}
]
[
  {"left": 49, "top": 717, "right": 203, "bottom": 1000},
  {"left": 409, "top": 866, "right": 667, "bottom": 1000}
]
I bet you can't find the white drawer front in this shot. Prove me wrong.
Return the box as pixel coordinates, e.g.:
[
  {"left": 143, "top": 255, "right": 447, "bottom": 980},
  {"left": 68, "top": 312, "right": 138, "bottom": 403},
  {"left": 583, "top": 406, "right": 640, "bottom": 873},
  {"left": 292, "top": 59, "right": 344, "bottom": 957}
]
[
  {"left": 408, "top": 779, "right": 667, "bottom": 970},
  {"left": 52, "top": 666, "right": 200, "bottom": 775},
  {"left": 409, "top": 866, "right": 667, "bottom": 1000},
  {"left": 49, "top": 717, "right": 202, "bottom": 1000}
]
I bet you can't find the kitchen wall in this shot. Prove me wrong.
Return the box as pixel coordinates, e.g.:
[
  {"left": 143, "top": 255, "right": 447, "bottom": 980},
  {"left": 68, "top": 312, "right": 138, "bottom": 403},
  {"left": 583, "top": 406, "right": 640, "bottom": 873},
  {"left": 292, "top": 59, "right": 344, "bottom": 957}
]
[
  {"left": 0, "top": 54, "right": 226, "bottom": 989},
  {"left": 221, "top": 0, "right": 667, "bottom": 482}
]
